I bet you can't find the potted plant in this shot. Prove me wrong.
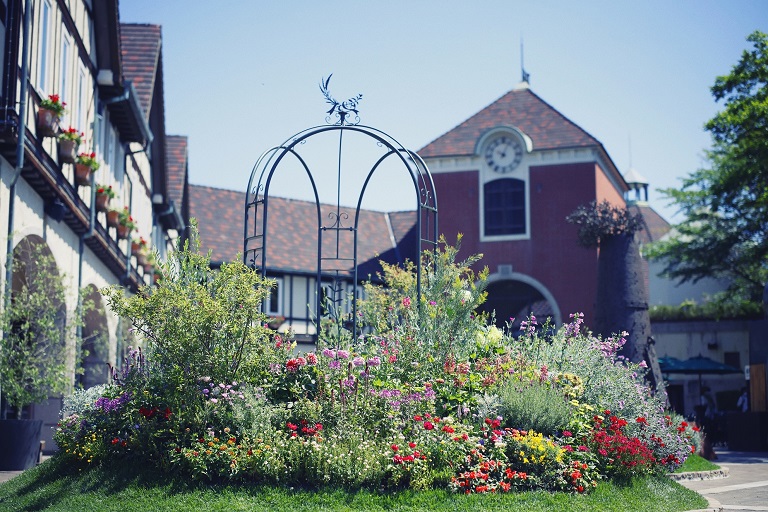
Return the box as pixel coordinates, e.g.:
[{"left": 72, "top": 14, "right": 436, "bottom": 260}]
[
  {"left": 57, "top": 127, "right": 82, "bottom": 164},
  {"left": 142, "top": 252, "right": 157, "bottom": 274},
  {"left": 106, "top": 206, "right": 120, "bottom": 228},
  {"left": 37, "top": 94, "right": 66, "bottom": 137},
  {"left": 74, "top": 152, "right": 99, "bottom": 186},
  {"left": 132, "top": 237, "right": 149, "bottom": 265},
  {"left": 94, "top": 184, "right": 116, "bottom": 212},
  {"left": 117, "top": 207, "right": 136, "bottom": 240},
  {"left": 0, "top": 241, "right": 79, "bottom": 470}
]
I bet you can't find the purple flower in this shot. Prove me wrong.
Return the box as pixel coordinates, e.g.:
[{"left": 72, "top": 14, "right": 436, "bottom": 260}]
[
  {"left": 352, "top": 356, "right": 365, "bottom": 367},
  {"left": 329, "top": 360, "right": 341, "bottom": 370},
  {"left": 367, "top": 356, "right": 381, "bottom": 367},
  {"left": 322, "top": 348, "right": 336, "bottom": 359},
  {"left": 337, "top": 350, "right": 350, "bottom": 360}
]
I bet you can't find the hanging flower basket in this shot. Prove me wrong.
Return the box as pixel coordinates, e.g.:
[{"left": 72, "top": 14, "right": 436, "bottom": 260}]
[
  {"left": 95, "top": 193, "right": 110, "bottom": 212},
  {"left": 74, "top": 163, "right": 93, "bottom": 186},
  {"left": 106, "top": 209, "right": 120, "bottom": 228},
  {"left": 37, "top": 108, "right": 60, "bottom": 138},
  {"left": 57, "top": 138, "right": 78, "bottom": 164},
  {"left": 37, "top": 95, "right": 66, "bottom": 138},
  {"left": 136, "top": 251, "right": 148, "bottom": 266},
  {"left": 95, "top": 185, "right": 115, "bottom": 213},
  {"left": 116, "top": 224, "right": 132, "bottom": 240},
  {"left": 74, "top": 152, "right": 99, "bottom": 186},
  {"left": 131, "top": 236, "right": 148, "bottom": 254}
]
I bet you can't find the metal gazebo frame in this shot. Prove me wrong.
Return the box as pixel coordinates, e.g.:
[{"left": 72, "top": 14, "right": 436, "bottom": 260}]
[{"left": 243, "top": 80, "right": 438, "bottom": 342}]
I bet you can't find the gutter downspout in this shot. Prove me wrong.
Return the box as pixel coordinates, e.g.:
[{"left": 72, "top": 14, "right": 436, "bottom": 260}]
[{"left": 2, "top": 0, "right": 33, "bottom": 419}]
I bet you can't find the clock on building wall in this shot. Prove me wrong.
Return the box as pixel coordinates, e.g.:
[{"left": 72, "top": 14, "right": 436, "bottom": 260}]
[{"left": 484, "top": 135, "right": 524, "bottom": 173}]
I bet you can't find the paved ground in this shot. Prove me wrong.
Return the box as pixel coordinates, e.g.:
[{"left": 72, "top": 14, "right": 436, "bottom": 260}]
[{"left": 679, "top": 450, "right": 768, "bottom": 512}]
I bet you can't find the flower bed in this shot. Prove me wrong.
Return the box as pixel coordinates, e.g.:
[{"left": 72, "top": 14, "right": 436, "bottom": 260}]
[{"left": 54, "top": 229, "right": 700, "bottom": 494}]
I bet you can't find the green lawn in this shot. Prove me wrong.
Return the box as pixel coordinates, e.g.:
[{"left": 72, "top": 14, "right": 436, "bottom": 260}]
[
  {"left": 0, "top": 457, "right": 708, "bottom": 512},
  {"left": 673, "top": 454, "right": 720, "bottom": 473}
]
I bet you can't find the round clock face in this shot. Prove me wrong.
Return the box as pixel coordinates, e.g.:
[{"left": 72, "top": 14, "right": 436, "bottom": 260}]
[{"left": 485, "top": 136, "right": 524, "bottom": 173}]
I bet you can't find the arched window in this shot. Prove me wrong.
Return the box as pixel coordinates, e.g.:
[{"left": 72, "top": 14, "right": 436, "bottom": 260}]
[{"left": 484, "top": 178, "right": 525, "bottom": 236}]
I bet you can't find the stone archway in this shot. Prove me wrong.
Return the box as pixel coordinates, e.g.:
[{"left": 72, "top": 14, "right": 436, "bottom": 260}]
[
  {"left": 79, "top": 284, "right": 110, "bottom": 388},
  {"left": 479, "top": 272, "right": 561, "bottom": 331},
  {"left": 4, "top": 236, "right": 67, "bottom": 452}
]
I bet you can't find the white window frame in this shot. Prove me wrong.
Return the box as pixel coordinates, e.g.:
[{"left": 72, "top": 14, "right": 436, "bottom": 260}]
[
  {"left": 478, "top": 130, "right": 531, "bottom": 242},
  {"left": 266, "top": 277, "right": 283, "bottom": 316},
  {"left": 59, "top": 31, "right": 72, "bottom": 126},
  {"left": 76, "top": 63, "right": 88, "bottom": 134},
  {"left": 37, "top": 0, "right": 53, "bottom": 93}
]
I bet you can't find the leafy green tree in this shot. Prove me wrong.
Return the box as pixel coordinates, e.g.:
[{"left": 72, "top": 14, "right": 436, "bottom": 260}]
[
  {"left": 646, "top": 31, "right": 768, "bottom": 304},
  {"left": 102, "top": 221, "right": 276, "bottom": 394},
  {"left": 0, "top": 241, "right": 76, "bottom": 419}
]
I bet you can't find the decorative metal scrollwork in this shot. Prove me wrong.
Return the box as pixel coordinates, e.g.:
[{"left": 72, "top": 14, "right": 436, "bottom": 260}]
[
  {"left": 324, "top": 210, "right": 350, "bottom": 230},
  {"left": 320, "top": 74, "right": 362, "bottom": 126}
]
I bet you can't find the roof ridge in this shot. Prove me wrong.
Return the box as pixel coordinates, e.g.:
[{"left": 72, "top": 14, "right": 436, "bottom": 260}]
[
  {"left": 523, "top": 88, "right": 600, "bottom": 146},
  {"left": 418, "top": 87, "right": 602, "bottom": 158}
]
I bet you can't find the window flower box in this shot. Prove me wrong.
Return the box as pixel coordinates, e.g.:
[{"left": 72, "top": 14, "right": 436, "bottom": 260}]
[
  {"left": 74, "top": 152, "right": 99, "bottom": 187},
  {"left": 106, "top": 208, "right": 120, "bottom": 228},
  {"left": 95, "top": 185, "right": 116, "bottom": 213},
  {"left": 57, "top": 127, "right": 82, "bottom": 164},
  {"left": 36, "top": 95, "right": 65, "bottom": 138}
]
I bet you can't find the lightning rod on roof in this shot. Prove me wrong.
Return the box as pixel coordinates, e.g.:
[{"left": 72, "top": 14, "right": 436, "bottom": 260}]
[{"left": 521, "top": 39, "right": 530, "bottom": 84}]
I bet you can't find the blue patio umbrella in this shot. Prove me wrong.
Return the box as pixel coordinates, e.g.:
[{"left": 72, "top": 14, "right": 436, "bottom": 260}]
[{"left": 661, "top": 355, "right": 741, "bottom": 395}]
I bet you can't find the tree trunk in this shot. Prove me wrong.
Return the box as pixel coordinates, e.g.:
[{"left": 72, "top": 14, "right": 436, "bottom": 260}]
[{"left": 595, "top": 233, "right": 665, "bottom": 392}]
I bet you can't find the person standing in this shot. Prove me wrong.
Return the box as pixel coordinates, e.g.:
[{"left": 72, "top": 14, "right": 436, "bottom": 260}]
[{"left": 737, "top": 387, "right": 749, "bottom": 412}]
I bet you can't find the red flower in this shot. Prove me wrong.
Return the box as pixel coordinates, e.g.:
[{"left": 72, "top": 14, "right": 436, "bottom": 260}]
[
  {"left": 423, "top": 421, "right": 434, "bottom": 430},
  {"left": 391, "top": 444, "right": 399, "bottom": 452},
  {"left": 286, "top": 422, "right": 298, "bottom": 431},
  {"left": 163, "top": 407, "right": 172, "bottom": 420},
  {"left": 442, "top": 425, "right": 455, "bottom": 434},
  {"left": 636, "top": 417, "right": 647, "bottom": 424}
]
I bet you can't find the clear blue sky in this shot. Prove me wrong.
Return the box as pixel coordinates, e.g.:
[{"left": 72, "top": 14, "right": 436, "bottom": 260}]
[{"left": 120, "top": 1, "right": 768, "bottom": 222}]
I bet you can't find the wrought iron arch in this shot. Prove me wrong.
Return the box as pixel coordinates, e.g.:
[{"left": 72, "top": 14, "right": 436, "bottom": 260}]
[{"left": 244, "top": 83, "right": 438, "bottom": 342}]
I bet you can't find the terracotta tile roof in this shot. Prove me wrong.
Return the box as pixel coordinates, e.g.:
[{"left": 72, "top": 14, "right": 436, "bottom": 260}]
[
  {"left": 189, "top": 185, "right": 418, "bottom": 276},
  {"left": 419, "top": 87, "right": 601, "bottom": 157},
  {"left": 120, "top": 24, "right": 161, "bottom": 120},
  {"left": 630, "top": 204, "right": 671, "bottom": 244},
  {"left": 165, "top": 135, "right": 187, "bottom": 208}
]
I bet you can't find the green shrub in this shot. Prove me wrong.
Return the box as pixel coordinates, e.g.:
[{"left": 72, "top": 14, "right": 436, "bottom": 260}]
[{"left": 495, "top": 378, "right": 573, "bottom": 436}]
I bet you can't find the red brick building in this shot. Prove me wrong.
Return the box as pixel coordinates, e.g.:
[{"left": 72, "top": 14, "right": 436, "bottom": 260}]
[{"left": 418, "top": 84, "right": 630, "bottom": 327}]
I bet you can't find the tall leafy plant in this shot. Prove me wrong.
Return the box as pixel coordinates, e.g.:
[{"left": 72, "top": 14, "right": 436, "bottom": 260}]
[
  {"left": 102, "top": 222, "right": 276, "bottom": 395},
  {"left": 0, "top": 241, "right": 76, "bottom": 419}
]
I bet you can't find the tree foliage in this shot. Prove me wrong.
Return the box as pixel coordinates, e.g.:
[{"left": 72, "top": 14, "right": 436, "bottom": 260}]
[
  {"left": 102, "top": 222, "right": 276, "bottom": 392},
  {"left": 645, "top": 31, "right": 768, "bottom": 303},
  {"left": 566, "top": 200, "right": 643, "bottom": 248},
  {"left": 0, "top": 241, "right": 77, "bottom": 418}
]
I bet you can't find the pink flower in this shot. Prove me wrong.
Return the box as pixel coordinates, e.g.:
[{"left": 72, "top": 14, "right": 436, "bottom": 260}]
[
  {"left": 402, "top": 297, "right": 411, "bottom": 308},
  {"left": 306, "top": 352, "right": 317, "bottom": 365}
]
